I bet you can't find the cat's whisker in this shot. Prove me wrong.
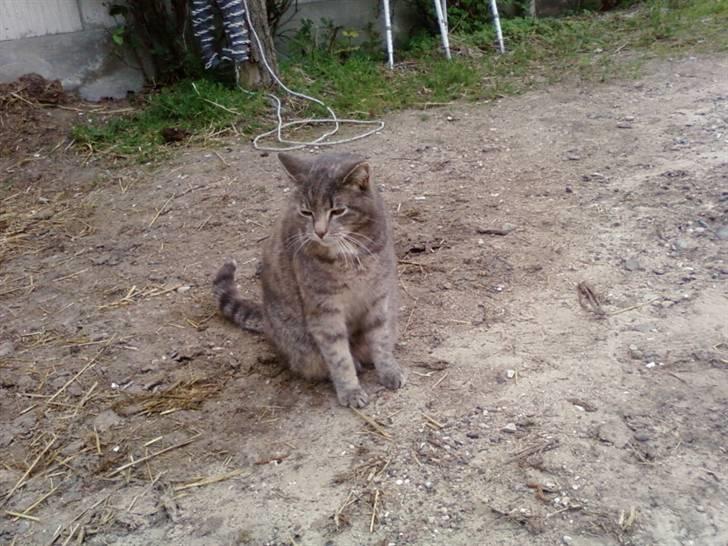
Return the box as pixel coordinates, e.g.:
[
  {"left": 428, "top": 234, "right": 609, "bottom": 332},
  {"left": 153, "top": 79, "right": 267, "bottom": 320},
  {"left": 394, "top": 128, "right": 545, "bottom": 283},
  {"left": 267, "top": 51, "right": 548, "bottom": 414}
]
[{"left": 341, "top": 233, "right": 373, "bottom": 257}]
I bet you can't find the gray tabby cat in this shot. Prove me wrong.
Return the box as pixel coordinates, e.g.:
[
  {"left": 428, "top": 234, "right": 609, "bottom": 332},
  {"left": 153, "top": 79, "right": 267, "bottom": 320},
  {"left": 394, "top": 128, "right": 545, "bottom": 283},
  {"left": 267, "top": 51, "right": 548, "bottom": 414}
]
[{"left": 213, "top": 152, "right": 405, "bottom": 407}]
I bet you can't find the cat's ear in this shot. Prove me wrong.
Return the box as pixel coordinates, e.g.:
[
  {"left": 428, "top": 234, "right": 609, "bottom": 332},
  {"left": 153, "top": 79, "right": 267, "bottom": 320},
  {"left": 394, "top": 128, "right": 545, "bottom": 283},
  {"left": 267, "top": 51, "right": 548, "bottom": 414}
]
[
  {"left": 278, "top": 153, "right": 310, "bottom": 184},
  {"left": 342, "top": 162, "right": 370, "bottom": 191}
]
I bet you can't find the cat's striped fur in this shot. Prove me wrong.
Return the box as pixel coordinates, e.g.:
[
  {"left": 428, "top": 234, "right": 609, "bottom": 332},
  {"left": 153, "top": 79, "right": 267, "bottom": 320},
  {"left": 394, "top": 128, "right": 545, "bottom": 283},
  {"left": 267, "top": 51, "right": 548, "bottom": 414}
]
[{"left": 214, "top": 152, "right": 405, "bottom": 407}]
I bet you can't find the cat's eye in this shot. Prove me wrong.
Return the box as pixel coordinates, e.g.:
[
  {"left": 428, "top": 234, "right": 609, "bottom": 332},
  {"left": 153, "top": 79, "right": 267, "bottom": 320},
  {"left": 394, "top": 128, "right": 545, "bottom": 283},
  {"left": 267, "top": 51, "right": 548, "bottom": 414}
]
[
  {"left": 299, "top": 208, "right": 313, "bottom": 217},
  {"left": 330, "top": 207, "right": 347, "bottom": 217}
]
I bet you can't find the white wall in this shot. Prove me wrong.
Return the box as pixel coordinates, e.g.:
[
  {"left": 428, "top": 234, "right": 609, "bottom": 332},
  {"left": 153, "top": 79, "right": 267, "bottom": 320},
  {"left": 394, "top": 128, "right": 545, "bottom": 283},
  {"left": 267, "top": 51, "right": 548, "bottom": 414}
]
[{"left": 0, "top": 0, "right": 118, "bottom": 42}]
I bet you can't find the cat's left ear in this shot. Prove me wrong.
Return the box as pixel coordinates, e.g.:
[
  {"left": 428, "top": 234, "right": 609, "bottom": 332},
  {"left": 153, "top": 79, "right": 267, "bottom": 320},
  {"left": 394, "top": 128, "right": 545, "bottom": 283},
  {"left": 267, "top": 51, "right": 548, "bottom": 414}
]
[
  {"left": 278, "top": 153, "right": 310, "bottom": 185},
  {"left": 342, "top": 162, "right": 370, "bottom": 191}
]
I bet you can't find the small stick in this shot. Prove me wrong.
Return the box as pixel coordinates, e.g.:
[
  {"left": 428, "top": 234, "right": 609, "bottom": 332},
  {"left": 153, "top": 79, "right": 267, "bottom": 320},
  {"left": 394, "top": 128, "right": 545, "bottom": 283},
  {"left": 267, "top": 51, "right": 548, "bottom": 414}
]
[
  {"left": 422, "top": 413, "right": 444, "bottom": 429},
  {"left": 2, "top": 435, "right": 57, "bottom": 506},
  {"left": 173, "top": 469, "right": 247, "bottom": 492},
  {"left": 432, "top": 372, "right": 448, "bottom": 389},
  {"left": 369, "top": 488, "right": 380, "bottom": 533},
  {"left": 148, "top": 193, "right": 176, "bottom": 227},
  {"left": 5, "top": 510, "right": 40, "bottom": 521},
  {"left": 350, "top": 408, "right": 392, "bottom": 440},
  {"left": 107, "top": 434, "right": 201, "bottom": 477}
]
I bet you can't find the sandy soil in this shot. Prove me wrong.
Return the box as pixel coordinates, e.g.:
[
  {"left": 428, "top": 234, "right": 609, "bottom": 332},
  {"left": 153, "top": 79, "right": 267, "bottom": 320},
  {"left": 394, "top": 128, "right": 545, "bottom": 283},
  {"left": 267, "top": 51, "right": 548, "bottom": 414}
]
[{"left": 1, "top": 54, "right": 727, "bottom": 546}]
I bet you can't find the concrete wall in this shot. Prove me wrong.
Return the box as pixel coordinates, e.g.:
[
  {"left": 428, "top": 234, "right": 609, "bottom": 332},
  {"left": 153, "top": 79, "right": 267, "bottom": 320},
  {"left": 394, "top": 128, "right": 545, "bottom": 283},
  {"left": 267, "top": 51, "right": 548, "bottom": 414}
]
[{"left": 0, "top": 0, "right": 143, "bottom": 100}]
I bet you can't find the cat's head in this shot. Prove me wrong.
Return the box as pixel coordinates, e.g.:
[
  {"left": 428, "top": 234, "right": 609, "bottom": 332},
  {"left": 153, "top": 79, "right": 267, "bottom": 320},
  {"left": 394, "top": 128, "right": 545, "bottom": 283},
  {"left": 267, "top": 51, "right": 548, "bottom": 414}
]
[{"left": 278, "top": 152, "right": 383, "bottom": 256}]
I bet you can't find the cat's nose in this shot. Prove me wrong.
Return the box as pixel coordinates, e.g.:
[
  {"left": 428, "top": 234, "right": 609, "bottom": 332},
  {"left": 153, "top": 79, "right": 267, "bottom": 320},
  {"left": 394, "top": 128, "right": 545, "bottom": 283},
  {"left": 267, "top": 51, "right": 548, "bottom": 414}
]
[{"left": 314, "top": 218, "right": 328, "bottom": 239}]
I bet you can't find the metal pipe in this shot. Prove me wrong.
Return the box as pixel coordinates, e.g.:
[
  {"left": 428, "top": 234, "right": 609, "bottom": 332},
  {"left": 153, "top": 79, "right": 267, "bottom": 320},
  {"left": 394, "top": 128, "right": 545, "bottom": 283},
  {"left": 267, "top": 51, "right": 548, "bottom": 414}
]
[
  {"left": 433, "top": 0, "right": 451, "bottom": 60},
  {"left": 382, "top": 0, "right": 395, "bottom": 69},
  {"left": 489, "top": 0, "right": 505, "bottom": 53}
]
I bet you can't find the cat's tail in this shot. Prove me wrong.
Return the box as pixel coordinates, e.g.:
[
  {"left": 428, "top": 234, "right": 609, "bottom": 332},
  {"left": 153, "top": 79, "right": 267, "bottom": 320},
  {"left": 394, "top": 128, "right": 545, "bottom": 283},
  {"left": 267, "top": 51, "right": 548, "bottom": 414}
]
[{"left": 213, "top": 261, "right": 265, "bottom": 334}]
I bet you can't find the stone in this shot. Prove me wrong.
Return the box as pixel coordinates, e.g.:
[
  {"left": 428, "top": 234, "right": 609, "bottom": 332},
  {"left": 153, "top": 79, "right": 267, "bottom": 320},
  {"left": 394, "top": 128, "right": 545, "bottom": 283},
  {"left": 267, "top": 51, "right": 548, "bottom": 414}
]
[
  {"left": 502, "top": 423, "right": 517, "bottom": 433},
  {"left": 716, "top": 225, "right": 728, "bottom": 241},
  {"left": 92, "top": 409, "right": 123, "bottom": 432},
  {"left": 624, "top": 257, "right": 642, "bottom": 271}
]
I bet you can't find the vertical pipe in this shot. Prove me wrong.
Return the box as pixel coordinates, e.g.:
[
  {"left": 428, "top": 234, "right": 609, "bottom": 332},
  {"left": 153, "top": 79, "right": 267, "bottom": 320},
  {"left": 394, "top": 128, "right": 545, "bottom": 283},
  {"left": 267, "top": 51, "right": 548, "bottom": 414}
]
[
  {"left": 432, "top": 0, "right": 451, "bottom": 60},
  {"left": 382, "top": 0, "right": 395, "bottom": 69},
  {"left": 489, "top": 0, "right": 505, "bottom": 53}
]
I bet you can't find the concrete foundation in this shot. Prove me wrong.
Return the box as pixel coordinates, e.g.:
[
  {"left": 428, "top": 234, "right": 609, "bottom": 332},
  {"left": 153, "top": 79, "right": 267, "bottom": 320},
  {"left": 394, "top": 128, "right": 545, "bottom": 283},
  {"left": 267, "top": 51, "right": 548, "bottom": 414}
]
[{"left": 0, "top": 29, "right": 145, "bottom": 101}]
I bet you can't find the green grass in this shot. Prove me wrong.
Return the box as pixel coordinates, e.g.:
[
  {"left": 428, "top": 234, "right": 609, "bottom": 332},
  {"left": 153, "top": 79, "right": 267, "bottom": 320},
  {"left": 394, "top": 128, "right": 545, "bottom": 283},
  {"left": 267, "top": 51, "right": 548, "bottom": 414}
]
[
  {"left": 72, "top": 79, "right": 267, "bottom": 162},
  {"left": 74, "top": 0, "right": 728, "bottom": 162}
]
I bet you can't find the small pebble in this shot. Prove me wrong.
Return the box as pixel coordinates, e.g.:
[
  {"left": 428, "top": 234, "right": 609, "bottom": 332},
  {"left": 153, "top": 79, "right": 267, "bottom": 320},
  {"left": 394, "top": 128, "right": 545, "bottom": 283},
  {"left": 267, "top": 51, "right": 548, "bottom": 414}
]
[
  {"left": 502, "top": 423, "right": 518, "bottom": 433},
  {"left": 716, "top": 225, "right": 728, "bottom": 241},
  {"left": 506, "top": 369, "right": 515, "bottom": 379}
]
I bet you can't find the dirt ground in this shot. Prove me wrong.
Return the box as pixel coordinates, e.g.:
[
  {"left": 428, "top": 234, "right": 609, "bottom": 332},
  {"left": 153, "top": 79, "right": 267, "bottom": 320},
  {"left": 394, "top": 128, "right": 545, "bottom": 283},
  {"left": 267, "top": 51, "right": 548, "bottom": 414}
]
[{"left": 1, "top": 54, "right": 727, "bottom": 546}]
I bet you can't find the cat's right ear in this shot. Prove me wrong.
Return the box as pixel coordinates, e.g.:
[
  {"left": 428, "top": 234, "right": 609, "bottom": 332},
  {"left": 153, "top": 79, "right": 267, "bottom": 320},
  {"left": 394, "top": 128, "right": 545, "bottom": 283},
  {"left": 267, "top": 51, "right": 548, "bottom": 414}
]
[{"left": 278, "top": 153, "right": 309, "bottom": 185}]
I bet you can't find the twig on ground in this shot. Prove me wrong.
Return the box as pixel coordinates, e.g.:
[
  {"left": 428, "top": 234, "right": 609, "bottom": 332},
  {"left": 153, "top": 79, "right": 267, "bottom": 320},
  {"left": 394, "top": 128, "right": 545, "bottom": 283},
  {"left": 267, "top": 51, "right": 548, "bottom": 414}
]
[{"left": 350, "top": 408, "right": 392, "bottom": 441}]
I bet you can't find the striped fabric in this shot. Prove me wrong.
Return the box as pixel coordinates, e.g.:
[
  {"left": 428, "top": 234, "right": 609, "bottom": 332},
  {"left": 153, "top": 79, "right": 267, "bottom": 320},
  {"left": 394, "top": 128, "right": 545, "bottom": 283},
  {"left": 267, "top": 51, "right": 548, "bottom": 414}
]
[{"left": 191, "top": 0, "right": 251, "bottom": 69}]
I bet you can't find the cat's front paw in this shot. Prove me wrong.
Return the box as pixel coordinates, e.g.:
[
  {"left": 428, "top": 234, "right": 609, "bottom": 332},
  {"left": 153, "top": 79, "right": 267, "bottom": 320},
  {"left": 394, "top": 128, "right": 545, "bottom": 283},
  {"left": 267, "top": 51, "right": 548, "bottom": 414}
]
[
  {"left": 377, "top": 363, "right": 406, "bottom": 390},
  {"left": 337, "top": 387, "right": 369, "bottom": 408}
]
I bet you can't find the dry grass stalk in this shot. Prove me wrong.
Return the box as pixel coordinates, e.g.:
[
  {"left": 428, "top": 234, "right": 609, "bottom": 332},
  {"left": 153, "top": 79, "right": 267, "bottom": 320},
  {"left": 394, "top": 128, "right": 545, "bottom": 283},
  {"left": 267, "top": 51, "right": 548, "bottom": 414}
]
[
  {"left": 431, "top": 371, "right": 449, "bottom": 389},
  {"left": 148, "top": 193, "right": 176, "bottom": 227},
  {"left": 619, "top": 506, "right": 637, "bottom": 530},
  {"left": 173, "top": 469, "right": 248, "bottom": 493},
  {"left": 350, "top": 408, "right": 392, "bottom": 441},
  {"left": 107, "top": 434, "right": 201, "bottom": 477},
  {"left": 71, "top": 381, "right": 98, "bottom": 416},
  {"left": 422, "top": 413, "right": 445, "bottom": 429},
  {"left": 11, "top": 484, "right": 60, "bottom": 520},
  {"left": 334, "top": 488, "right": 357, "bottom": 529},
  {"left": 46, "top": 339, "right": 114, "bottom": 406},
  {"left": 5, "top": 510, "right": 40, "bottom": 522},
  {"left": 113, "top": 378, "right": 223, "bottom": 416},
  {"left": 369, "top": 488, "right": 380, "bottom": 533},
  {"left": 609, "top": 297, "right": 661, "bottom": 316},
  {"left": 507, "top": 438, "right": 560, "bottom": 464},
  {"left": 2, "top": 434, "right": 57, "bottom": 507},
  {"left": 98, "top": 284, "right": 183, "bottom": 310}
]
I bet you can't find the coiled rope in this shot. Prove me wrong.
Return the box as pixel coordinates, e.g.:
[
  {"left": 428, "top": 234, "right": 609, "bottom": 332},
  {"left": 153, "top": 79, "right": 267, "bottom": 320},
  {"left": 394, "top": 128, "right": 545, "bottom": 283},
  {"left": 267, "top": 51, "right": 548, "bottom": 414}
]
[{"left": 191, "top": 0, "right": 385, "bottom": 151}]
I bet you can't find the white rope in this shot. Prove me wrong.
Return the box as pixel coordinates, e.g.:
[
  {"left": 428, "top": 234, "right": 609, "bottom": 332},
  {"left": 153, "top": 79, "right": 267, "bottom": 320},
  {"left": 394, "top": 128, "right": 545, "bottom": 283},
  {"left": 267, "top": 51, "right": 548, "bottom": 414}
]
[{"left": 240, "top": 0, "right": 385, "bottom": 151}]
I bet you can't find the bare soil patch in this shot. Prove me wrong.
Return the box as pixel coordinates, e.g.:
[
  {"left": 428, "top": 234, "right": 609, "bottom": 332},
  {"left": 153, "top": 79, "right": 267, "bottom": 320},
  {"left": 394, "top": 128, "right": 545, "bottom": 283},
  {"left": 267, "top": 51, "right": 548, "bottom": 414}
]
[{"left": 1, "top": 55, "right": 727, "bottom": 546}]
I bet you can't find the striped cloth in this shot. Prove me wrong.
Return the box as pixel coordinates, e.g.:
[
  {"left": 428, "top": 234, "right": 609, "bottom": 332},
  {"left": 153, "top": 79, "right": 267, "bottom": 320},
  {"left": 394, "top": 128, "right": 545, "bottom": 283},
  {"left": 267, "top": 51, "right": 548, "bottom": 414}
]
[{"left": 191, "top": 0, "right": 251, "bottom": 69}]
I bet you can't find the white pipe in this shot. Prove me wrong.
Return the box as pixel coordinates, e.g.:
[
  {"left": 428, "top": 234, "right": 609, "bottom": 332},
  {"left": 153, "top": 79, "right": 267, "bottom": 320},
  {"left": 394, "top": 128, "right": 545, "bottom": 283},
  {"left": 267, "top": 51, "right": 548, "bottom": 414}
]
[
  {"left": 382, "top": 0, "right": 395, "bottom": 69},
  {"left": 489, "top": 0, "right": 505, "bottom": 53},
  {"left": 432, "top": 0, "right": 451, "bottom": 60}
]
